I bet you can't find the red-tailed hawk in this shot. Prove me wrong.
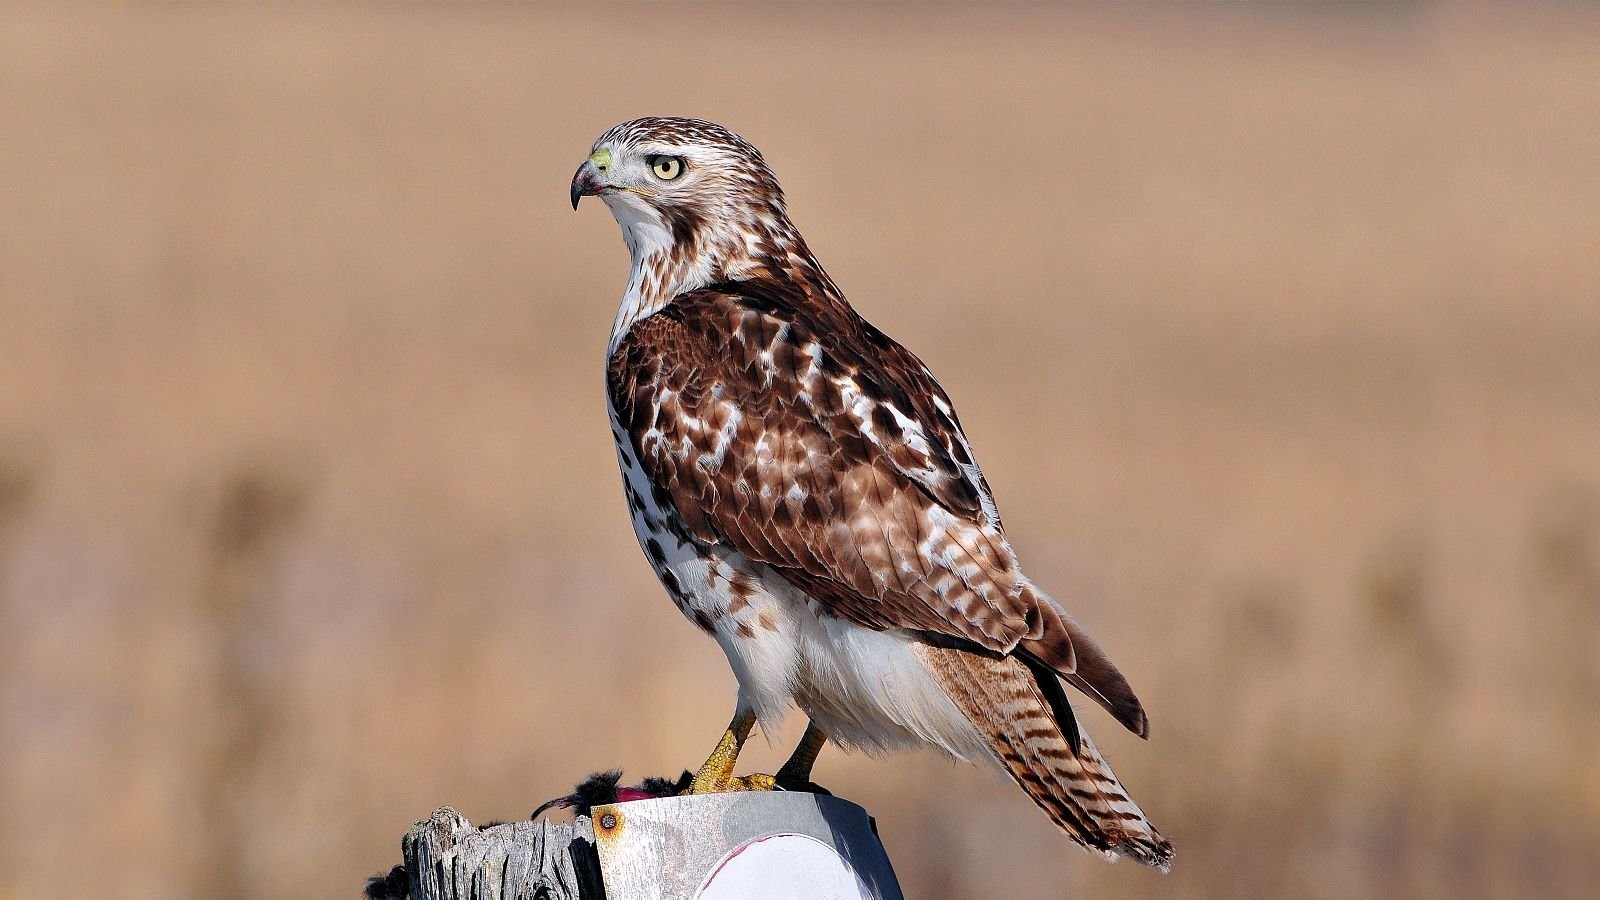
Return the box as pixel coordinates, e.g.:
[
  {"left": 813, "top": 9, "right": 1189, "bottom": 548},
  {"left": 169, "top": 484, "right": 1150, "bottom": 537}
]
[{"left": 571, "top": 117, "right": 1172, "bottom": 871}]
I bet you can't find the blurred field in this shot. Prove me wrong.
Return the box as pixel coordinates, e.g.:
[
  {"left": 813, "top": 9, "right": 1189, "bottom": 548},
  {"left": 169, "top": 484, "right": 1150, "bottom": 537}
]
[{"left": 1, "top": 3, "right": 1598, "bottom": 898}]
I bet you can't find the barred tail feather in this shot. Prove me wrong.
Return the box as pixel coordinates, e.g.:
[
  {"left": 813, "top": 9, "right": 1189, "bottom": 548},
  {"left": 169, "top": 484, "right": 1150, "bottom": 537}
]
[{"left": 914, "top": 643, "right": 1174, "bottom": 872}]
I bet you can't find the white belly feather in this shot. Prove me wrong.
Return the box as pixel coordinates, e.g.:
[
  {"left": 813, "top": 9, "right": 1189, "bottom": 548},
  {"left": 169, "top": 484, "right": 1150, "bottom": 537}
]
[{"left": 609, "top": 402, "right": 990, "bottom": 765}]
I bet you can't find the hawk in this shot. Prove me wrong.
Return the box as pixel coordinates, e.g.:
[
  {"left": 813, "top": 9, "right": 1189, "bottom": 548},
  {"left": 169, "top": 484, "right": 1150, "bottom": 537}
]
[{"left": 571, "top": 117, "right": 1172, "bottom": 871}]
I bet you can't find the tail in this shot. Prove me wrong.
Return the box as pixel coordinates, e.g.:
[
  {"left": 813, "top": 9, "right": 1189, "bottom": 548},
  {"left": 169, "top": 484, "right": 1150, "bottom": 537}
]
[{"left": 914, "top": 642, "right": 1174, "bottom": 872}]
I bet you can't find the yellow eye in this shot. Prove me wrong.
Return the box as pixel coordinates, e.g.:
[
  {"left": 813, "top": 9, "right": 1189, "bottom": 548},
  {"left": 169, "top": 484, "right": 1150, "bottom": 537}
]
[{"left": 650, "top": 156, "right": 684, "bottom": 181}]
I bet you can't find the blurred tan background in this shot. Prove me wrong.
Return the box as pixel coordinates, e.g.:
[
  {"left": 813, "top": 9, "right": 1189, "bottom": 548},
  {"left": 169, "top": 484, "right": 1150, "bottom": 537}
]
[{"left": 2, "top": 3, "right": 1598, "bottom": 898}]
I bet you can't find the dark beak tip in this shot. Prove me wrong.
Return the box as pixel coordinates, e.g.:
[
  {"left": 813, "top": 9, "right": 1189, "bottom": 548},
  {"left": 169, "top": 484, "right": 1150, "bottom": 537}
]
[{"left": 571, "top": 160, "right": 600, "bottom": 211}]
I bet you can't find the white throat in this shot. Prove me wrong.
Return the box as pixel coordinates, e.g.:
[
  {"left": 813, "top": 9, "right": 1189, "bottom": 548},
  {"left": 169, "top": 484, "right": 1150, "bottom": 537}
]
[{"left": 604, "top": 193, "right": 710, "bottom": 358}]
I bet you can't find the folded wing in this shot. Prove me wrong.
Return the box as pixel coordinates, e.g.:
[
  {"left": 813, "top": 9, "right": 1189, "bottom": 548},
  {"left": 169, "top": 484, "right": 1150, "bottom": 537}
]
[{"left": 607, "top": 279, "right": 1146, "bottom": 737}]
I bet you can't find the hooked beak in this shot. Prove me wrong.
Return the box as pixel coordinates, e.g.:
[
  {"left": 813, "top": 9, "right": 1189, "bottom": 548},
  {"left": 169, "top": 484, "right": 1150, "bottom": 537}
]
[{"left": 569, "top": 158, "right": 604, "bottom": 211}]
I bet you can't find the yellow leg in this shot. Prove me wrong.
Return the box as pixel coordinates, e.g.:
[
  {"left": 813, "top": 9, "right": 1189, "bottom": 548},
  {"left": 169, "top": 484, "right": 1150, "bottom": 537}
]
[
  {"left": 688, "top": 708, "right": 777, "bottom": 794},
  {"left": 776, "top": 721, "right": 828, "bottom": 788}
]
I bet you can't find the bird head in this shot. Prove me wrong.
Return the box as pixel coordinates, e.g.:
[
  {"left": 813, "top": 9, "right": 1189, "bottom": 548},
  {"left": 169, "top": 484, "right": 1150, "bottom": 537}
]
[{"left": 572, "top": 117, "right": 799, "bottom": 282}]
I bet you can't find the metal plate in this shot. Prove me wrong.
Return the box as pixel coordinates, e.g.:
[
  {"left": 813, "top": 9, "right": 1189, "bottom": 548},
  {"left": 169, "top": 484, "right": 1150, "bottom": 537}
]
[{"left": 591, "top": 792, "right": 904, "bottom": 900}]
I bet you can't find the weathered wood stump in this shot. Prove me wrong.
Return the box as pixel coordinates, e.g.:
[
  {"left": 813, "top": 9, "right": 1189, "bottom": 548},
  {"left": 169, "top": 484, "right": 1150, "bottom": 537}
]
[
  {"left": 397, "top": 807, "right": 602, "bottom": 900},
  {"left": 383, "top": 793, "right": 903, "bottom": 900}
]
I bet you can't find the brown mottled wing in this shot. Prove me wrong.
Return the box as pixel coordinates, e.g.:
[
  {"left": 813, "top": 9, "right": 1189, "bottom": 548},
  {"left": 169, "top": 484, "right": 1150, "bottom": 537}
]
[
  {"left": 609, "top": 281, "right": 1148, "bottom": 737},
  {"left": 608, "top": 281, "right": 1038, "bottom": 653}
]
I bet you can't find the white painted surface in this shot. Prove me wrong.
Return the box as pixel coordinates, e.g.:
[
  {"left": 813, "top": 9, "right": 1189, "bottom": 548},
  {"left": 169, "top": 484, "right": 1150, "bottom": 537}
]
[
  {"left": 592, "top": 791, "right": 903, "bottom": 900},
  {"left": 696, "top": 833, "right": 872, "bottom": 900}
]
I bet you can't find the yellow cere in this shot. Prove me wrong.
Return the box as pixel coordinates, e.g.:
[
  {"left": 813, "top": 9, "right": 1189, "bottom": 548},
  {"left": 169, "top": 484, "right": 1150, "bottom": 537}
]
[{"left": 589, "top": 148, "right": 613, "bottom": 172}]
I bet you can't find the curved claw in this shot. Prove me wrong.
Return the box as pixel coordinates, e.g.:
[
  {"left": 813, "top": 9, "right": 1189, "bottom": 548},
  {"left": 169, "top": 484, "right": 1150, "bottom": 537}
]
[
  {"left": 686, "top": 770, "right": 778, "bottom": 794},
  {"left": 729, "top": 773, "right": 778, "bottom": 793}
]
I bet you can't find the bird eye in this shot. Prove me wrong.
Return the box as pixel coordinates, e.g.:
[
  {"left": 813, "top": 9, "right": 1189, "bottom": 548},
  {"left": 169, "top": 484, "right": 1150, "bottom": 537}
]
[{"left": 649, "top": 155, "right": 685, "bottom": 181}]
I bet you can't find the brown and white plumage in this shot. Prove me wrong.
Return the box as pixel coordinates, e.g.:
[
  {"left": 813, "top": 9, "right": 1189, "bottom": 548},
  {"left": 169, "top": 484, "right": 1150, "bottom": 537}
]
[{"left": 574, "top": 117, "right": 1172, "bottom": 870}]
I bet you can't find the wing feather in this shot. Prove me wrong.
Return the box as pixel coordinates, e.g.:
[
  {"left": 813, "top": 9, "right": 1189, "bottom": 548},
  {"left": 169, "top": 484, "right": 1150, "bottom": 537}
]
[{"left": 608, "top": 279, "right": 1147, "bottom": 736}]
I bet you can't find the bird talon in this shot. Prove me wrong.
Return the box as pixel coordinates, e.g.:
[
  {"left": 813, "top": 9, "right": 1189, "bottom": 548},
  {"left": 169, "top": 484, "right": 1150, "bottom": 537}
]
[
  {"left": 687, "top": 770, "right": 778, "bottom": 794},
  {"left": 732, "top": 773, "right": 777, "bottom": 792}
]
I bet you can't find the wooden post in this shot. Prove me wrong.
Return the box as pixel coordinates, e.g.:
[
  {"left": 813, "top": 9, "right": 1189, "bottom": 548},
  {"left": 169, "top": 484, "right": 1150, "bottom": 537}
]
[
  {"left": 384, "top": 793, "right": 903, "bottom": 900},
  {"left": 390, "top": 807, "right": 603, "bottom": 900}
]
